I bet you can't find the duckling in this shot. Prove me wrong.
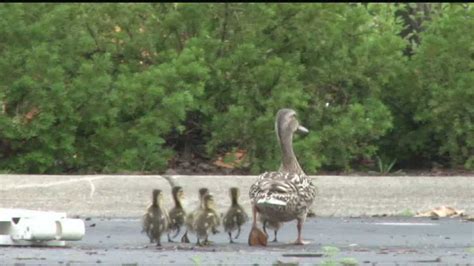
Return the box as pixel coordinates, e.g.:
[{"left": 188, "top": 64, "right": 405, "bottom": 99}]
[
  {"left": 142, "top": 189, "right": 169, "bottom": 246},
  {"left": 142, "top": 190, "right": 158, "bottom": 244},
  {"left": 181, "top": 187, "right": 209, "bottom": 243},
  {"left": 167, "top": 186, "right": 186, "bottom": 242},
  {"left": 249, "top": 108, "right": 317, "bottom": 246},
  {"left": 260, "top": 217, "right": 282, "bottom": 242},
  {"left": 223, "top": 187, "right": 249, "bottom": 243},
  {"left": 193, "top": 194, "right": 221, "bottom": 246}
]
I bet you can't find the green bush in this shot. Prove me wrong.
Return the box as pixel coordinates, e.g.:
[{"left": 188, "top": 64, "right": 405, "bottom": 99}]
[
  {"left": 0, "top": 4, "right": 209, "bottom": 173},
  {"left": 379, "top": 4, "right": 473, "bottom": 170},
  {"left": 205, "top": 4, "right": 403, "bottom": 173},
  {"left": 410, "top": 5, "right": 473, "bottom": 169},
  {"left": 0, "top": 4, "right": 471, "bottom": 174}
]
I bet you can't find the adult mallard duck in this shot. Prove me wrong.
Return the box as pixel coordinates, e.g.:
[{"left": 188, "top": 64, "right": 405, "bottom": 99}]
[
  {"left": 167, "top": 186, "right": 186, "bottom": 242},
  {"left": 142, "top": 189, "right": 170, "bottom": 246},
  {"left": 223, "top": 187, "right": 249, "bottom": 243},
  {"left": 193, "top": 194, "right": 221, "bottom": 246},
  {"left": 181, "top": 187, "right": 209, "bottom": 243},
  {"left": 249, "top": 108, "right": 316, "bottom": 246}
]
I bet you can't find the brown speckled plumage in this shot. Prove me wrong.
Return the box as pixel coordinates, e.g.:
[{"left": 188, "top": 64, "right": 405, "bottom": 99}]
[
  {"left": 167, "top": 186, "right": 186, "bottom": 242},
  {"left": 223, "top": 187, "right": 249, "bottom": 243},
  {"left": 181, "top": 187, "right": 209, "bottom": 243},
  {"left": 193, "top": 194, "right": 221, "bottom": 246},
  {"left": 248, "top": 108, "right": 316, "bottom": 245},
  {"left": 142, "top": 189, "right": 169, "bottom": 246}
]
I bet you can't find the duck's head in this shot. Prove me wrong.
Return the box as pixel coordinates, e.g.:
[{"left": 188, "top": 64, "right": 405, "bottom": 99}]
[
  {"left": 230, "top": 187, "right": 240, "bottom": 199},
  {"left": 152, "top": 189, "right": 164, "bottom": 205},
  {"left": 203, "top": 194, "right": 215, "bottom": 209},
  {"left": 198, "top": 187, "right": 209, "bottom": 200},
  {"left": 172, "top": 186, "right": 184, "bottom": 201},
  {"left": 275, "top": 108, "right": 308, "bottom": 140},
  {"left": 274, "top": 109, "right": 308, "bottom": 174}
]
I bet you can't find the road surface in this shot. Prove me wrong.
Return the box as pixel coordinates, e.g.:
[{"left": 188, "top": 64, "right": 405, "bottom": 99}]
[{"left": 1, "top": 216, "right": 473, "bottom": 265}]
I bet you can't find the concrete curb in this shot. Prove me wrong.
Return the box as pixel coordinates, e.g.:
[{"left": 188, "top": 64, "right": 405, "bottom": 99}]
[{"left": 1, "top": 175, "right": 473, "bottom": 217}]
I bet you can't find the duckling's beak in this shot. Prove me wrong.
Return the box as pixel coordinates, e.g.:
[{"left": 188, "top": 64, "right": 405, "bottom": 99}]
[{"left": 297, "top": 125, "right": 309, "bottom": 134}]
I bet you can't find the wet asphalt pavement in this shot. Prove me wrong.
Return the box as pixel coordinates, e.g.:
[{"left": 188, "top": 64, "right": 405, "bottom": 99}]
[{"left": 1, "top": 216, "right": 473, "bottom": 265}]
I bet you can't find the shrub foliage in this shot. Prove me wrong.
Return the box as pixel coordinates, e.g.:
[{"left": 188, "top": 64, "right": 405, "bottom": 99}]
[{"left": 0, "top": 3, "right": 472, "bottom": 173}]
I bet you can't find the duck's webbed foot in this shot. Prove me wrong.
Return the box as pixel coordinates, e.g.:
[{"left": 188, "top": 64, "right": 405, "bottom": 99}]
[
  {"left": 248, "top": 205, "right": 268, "bottom": 246},
  {"left": 294, "top": 239, "right": 305, "bottom": 245},
  {"left": 248, "top": 225, "right": 268, "bottom": 246}
]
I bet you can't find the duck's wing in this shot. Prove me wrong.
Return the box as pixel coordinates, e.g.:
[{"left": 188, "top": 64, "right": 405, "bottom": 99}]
[
  {"left": 249, "top": 172, "right": 297, "bottom": 203},
  {"left": 292, "top": 173, "right": 317, "bottom": 205},
  {"left": 211, "top": 209, "right": 221, "bottom": 227},
  {"left": 250, "top": 171, "right": 316, "bottom": 210},
  {"left": 222, "top": 208, "right": 233, "bottom": 230},
  {"left": 236, "top": 206, "right": 249, "bottom": 224},
  {"left": 142, "top": 213, "right": 151, "bottom": 233}
]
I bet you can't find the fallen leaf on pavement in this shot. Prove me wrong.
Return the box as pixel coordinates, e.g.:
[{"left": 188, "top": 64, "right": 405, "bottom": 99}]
[{"left": 415, "top": 206, "right": 465, "bottom": 218}]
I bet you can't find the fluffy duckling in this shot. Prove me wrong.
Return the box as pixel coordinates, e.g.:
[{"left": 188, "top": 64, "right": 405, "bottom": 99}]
[
  {"left": 181, "top": 187, "right": 209, "bottom": 243},
  {"left": 260, "top": 217, "right": 282, "bottom": 242},
  {"left": 223, "top": 187, "right": 249, "bottom": 243},
  {"left": 193, "top": 194, "right": 221, "bottom": 246},
  {"left": 142, "top": 189, "right": 159, "bottom": 244},
  {"left": 167, "top": 186, "right": 186, "bottom": 242},
  {"left": 142, "top": 189, "right": 169, "bottom": 246}
]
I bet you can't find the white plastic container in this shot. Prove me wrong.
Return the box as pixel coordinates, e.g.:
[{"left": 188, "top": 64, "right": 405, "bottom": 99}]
[{"left": 0, "top": 208, "right": 85, "bottom": 246}]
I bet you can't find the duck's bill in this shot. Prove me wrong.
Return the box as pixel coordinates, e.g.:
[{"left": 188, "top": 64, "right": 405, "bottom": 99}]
[{"left": 297, "top": 125, "right": 309, "bottom": 134}]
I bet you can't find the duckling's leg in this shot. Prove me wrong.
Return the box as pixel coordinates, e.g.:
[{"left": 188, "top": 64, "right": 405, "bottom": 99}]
[
  {"left": 181, "top": 230, "right": 190, "bottom": 243},
  {"left": 167, "top": 232, "right": 174, "bottom": 243},
  {"left": 228, "top": 232, "right": 234, "bottom": 244},
  {"left": 156, "top": 234, "right": 162, "bottom": 247},
  {"left": 234, "top": 226, "right": 241, "bottom": 239},
  {"left": 172, "top": 227, "right": 181, "bottom": 239},
  {"left": 262, "top": 221, "right": 277, "bottom": 242},
  {"left": 145, "top": 229, "right": 154, "bottom": 243}
]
